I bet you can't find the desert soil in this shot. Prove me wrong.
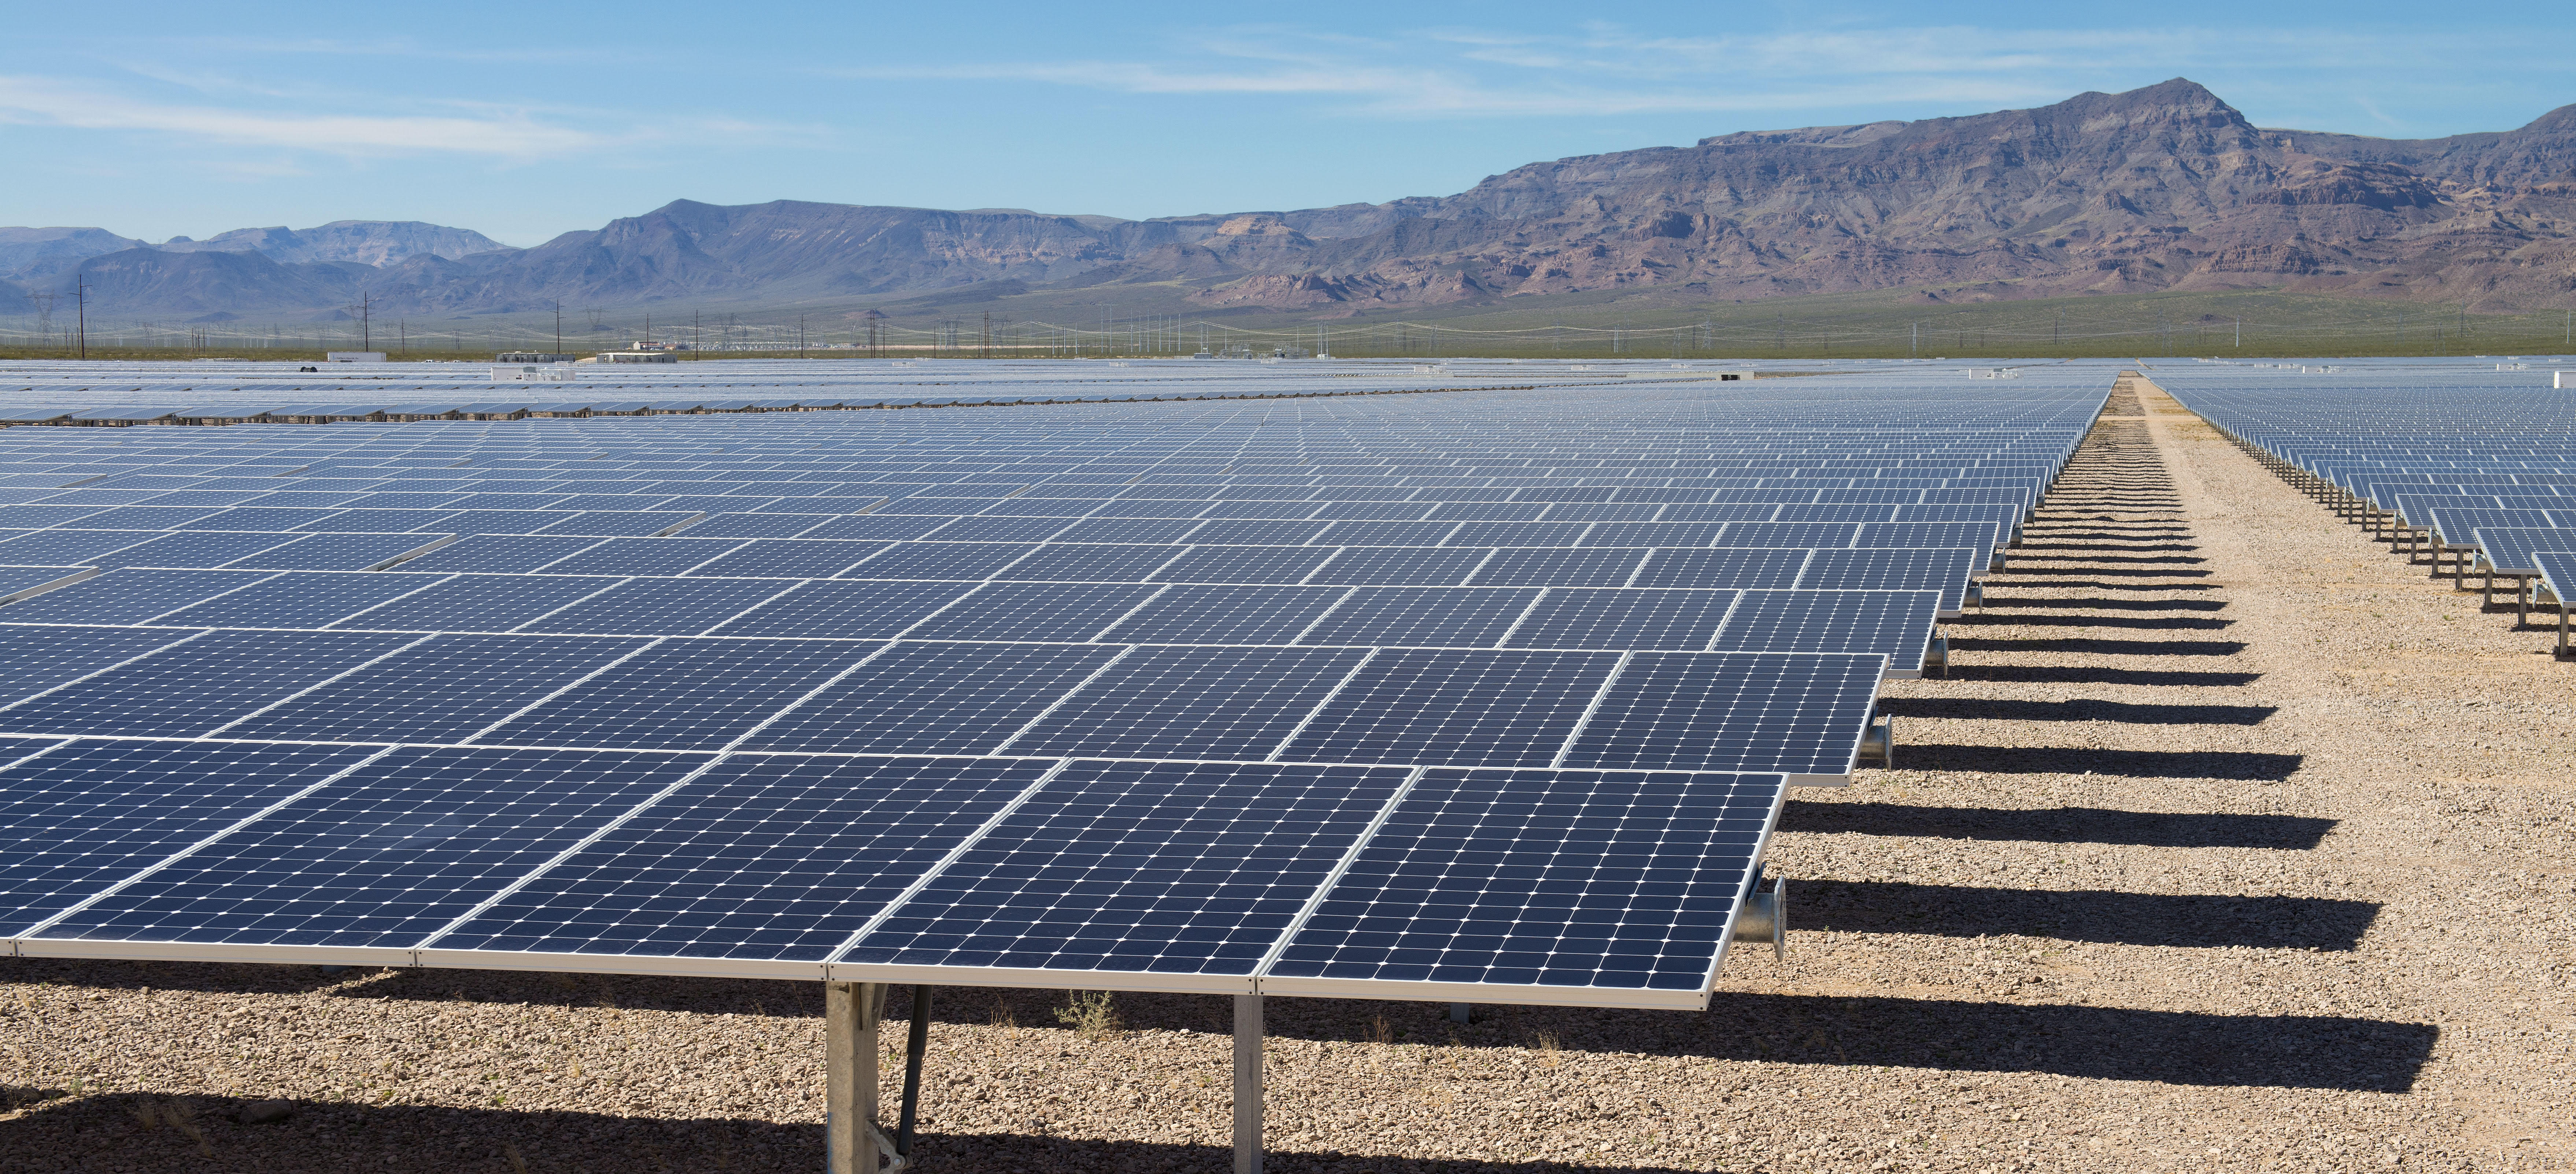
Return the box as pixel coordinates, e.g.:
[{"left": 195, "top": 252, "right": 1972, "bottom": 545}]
[{"left": 2, "top": 373, "right": 2570, "bottom": 1173}]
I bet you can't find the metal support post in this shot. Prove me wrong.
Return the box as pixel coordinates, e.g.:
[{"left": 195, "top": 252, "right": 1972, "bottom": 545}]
[
  {"left": 1234, "top": 993, "right": 1263, "bottom": 1174},
  {"left": 898, "top": 986, "right": 931, "bottom": 1159},
  {"left": 1449, "top": 1003, "right": 1470, "bottom": 1024},
  {"left": 826, "top": 982, "right": 901, "bottom": 1173}
]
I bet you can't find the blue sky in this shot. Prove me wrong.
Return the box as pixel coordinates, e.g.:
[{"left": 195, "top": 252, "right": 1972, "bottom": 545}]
[{"left": 6, "top": 1, "right": 2571, "bottom": 246}]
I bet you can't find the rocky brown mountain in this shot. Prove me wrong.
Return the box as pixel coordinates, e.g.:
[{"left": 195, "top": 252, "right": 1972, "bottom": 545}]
[{"left": 12, "top": 78, "right": 2574, "bottom": 322}]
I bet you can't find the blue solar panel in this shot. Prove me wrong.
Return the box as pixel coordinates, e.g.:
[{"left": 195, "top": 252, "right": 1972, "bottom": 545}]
[
  {"left": 0, "top": 529, "right": 167, "bottom": 565},
  {"left": 1276, "top": 648, "right": 1620, "bottom": 766},
  {"left": 478, "top": 638, "right": 888, "bottom": 751},
  {"left": 0, "top": 739, "right": 384, "bottom": 936},
  {"left": 1263, "top": 767, "right": 1779, "bottom": 999},
  {"left": 93, "top": 530, "right": 311, "bottom": 569},
  {"left": 0, "top": 629, "right": 419, "bottom": 738},
  {"left": 1151, "top": 545, "right": 1339, "bottom": 584},
  {"left": 841, "top": 760, "right": 1411, "bottom": 982},
  {"left": 992, "top": 544, "right": 1187, "bottom": 583},
  {"left": 1556, "top": 651, "right": 1882, "bottom": 775},
  {"left": 0, "top": 568, "right": 276, "bottom": 625},
  {"left": 1183, "top": 519, "right": 1331, "bottom": 544},
  {"left": 426, "top": 754, "right": 1058, "bottom": 964},
  {"left": 515, "top": 577, "right": 795, "bottom": 636},
  {"left": 292, "top": 508, "right": 461, "bottom": 533},
  {"left": 222, "top": 531, "right": 452, "bottom": 572},
  {"left": 30, "top": 745, "right": 708, "bottom": 953},
  {"left": 1307, "top": 547, "right": 1492, "bottom": 587},
  {"left": 1003, "top": 646, "right": 1374, "bottom": 759},
  {"left": 539, "top": 537, "right": 749, "bottom": 576},
  {"left": 223, "top": 634, "right": 650, "bottom": 743},
  {"left": 1466, "top": 548, "right": 1649, "bottom": 588},
  {"left": 798, "top": 515, "right": 954, "bottom": 541},
  {"left": 1091, "top": 584, "right": 1352, "bottom": 644},
  {"left": 396, "top": 534, "right": 606, "bottom": 574},
  {"left": 1504, "top": 588, "right": 1738, "bottom": 651},
  {"left": 682, "top": 538, "right": 888, "bottom": 579},
  {"left": 1715, "top": 590, "right": 1938, "bottom": 673},
  {"left": 899, "top": 582, "right": 1164, "bottom": 641},
  {"left": 1627, "top": 548, "right": 1811, "bottom": 590},
  {"left": 738, "top": 642, "right": 1123, "bottom": 756},
  {"left": 0, "top": 626, "right": 215, "bottom": 706},
  {"left": 705, "top": 580, "right": 973, "bottom": 639},
  {"left": 679, "top": 512, "right": 833, "bottom": 539},
  {"left": 842, "top": 542, "right": 1036, "bottom": 580},
  {"left": 151, "top": 571, "right": 447, "bottom": 629},
  {"left": 331, "top": 574, "right": 621, "bottom": 632}
]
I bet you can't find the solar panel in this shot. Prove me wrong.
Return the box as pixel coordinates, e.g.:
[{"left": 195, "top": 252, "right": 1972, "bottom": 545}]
[
  {"left": 0, "top": 738, "right": 386, "bottom": 937},
  {"left": 0, "top": 360, "right": 2103, "bottom": 1029},
  {"left": 478, "top": 637, "right": 890, "bottom": 751},
  {"left": 0, "top": 567, "right": 276, "bottom": 625},
  {"left": 1261, "top": 767, "right": 1781, "bottom": 1007},
  {"left": 738, "top": 642, "right": 1124, "bottom": 756},
  {"left": 0, "top": 629, "right": 420, "bottom": 738},
  {"left": 423, "top": 754, "right": 1059, "bottom": 970},
  {"left": 839, "top": 759, "right": 1411, "bottom": 987},
  {"left": 28, "top": 745, "right": 710, "bottom": 958}
]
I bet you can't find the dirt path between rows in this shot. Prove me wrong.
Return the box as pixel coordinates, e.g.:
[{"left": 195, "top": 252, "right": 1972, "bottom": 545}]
[{"left": 2, "top": 372, "right": 2568, "bottom": 1174}]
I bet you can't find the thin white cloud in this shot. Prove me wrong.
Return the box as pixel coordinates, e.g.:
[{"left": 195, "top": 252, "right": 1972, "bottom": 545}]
[
  {"left": 838, "top": 21, "right": 2503, "bottom": 125},
  {"left": 0, "top": 75, "right": 597, "bottom": 156}
]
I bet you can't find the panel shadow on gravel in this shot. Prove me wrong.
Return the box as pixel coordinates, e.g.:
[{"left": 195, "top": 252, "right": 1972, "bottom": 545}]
[
  {"left": 1781, "top": 802, "right": 2336, "bottom": 848},
  {"left": 0, "top": 1097, "right": 826, "bottom": 1174},
  {"left": 1946, "top": 637, "right": 2247, "bottom": 656},
  {"left": 1895, "top": 743, "right": 2302, "bottom": 779},
  {"left": 1941, "top": 665, "right": 2262, "bottom": 687},
  {"left": 1698, "top": 995, "right": 2436, "bottom": 1093},
  {"left": 1992, "top": 580, "right": 2220, "bottom": 592},
  {"left": 1954, "top": 612, "right": 2233, "bottom": 631},
  {"left": 2006, "top": 553, "right": 2208, "bottom": 565},
  {"left": 1800, "top": 880, "right": 2380, "bottom": 950},
  {"left": 1878, "top": 697, "right": 2276, "bottom": 725},
  {"left": 1983, "top": 597, "right": 2226, "bottom": 612},
  {"left": 2010, "top": 543, "right": 2203, "bottom": 554}
]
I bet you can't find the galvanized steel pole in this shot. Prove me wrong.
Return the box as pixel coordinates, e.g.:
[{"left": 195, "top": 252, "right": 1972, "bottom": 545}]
[{"left": 1234, "top": 993, "right": 1263, "bottom": 1174}]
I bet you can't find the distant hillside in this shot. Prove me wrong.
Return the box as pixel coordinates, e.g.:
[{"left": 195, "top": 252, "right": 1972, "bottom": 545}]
[
  {"left": 12, "top": 78, "right": 2576, "bottom": 322},
  {"left": 154, "top": 221, "right": 509, "bottom": 267}
]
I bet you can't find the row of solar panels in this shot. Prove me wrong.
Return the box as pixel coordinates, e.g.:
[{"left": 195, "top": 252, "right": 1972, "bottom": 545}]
[
  {"left": 0, "top": 375, "right": 2101, "bottom": 1008},
  {"left": 2159, "top": 378, "right": 2576, "bottom": 650}
]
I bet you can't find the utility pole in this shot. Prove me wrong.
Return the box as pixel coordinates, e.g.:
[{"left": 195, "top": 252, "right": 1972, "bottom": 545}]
[
  {"left": 694, "top": 311, "right": 701, "bottom": 352},
  {"left": 799, "top": 315, "right": 808, "bottom": 358},
  {"left": 399, "top": 318, "right": 406, "bottom": 358},
  {"left": 2054, "top": 310, "right": 2062, "bottom": 348},
  {"left": 982, "top": 311, "right": 992, "bottom": 359},
  {"left": 1911, "top": 322, "right": 1918, "bottom": 358},
  {"left": 75, "top": 276, "right": 88, "bottom": 359},
  {"left": 553, "top": 301, "right": 563, "bottom": 356},
  {"left": 2235, "top": 317, "right": 2240, "bottom": 348}
]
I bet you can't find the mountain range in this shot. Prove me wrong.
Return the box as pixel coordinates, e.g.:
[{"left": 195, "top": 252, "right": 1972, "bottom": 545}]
[{"left": 8, "top": 78, "right": 2575, "bottom": 324}]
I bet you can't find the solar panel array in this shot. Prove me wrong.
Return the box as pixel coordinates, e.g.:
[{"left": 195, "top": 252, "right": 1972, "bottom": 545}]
[
  {"left": 0, "top": 361, "right": 2098, "bottom": 1009},
  {"left": 2158, "top": 364, "right": 2576, "bottom": 639}
]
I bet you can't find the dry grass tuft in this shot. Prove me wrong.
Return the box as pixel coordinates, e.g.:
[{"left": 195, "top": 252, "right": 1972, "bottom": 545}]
[{"left": 1053, "top": 990, "right": 1122, "bottom": 1040}]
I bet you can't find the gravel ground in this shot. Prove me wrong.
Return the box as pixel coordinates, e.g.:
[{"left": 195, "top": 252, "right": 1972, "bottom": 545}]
[{"left": 3, "top": 373, "right": 2570, "bottom": 1173}]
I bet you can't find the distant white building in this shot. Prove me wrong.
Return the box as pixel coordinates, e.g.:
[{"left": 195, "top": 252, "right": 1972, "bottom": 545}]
[
  {"left": 592, "top": 351, "right": 677, "bottom": 364},
  {"left": 324, "top": 352, "right": 386, "bottom": 363},
  {"left": 492, "top": 365, "right": 577, "bottom": 382}
]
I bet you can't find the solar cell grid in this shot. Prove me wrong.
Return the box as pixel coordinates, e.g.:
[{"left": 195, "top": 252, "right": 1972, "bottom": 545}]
[
  {"left": 478, "top": 637, "right": 889, "bottom": 751},
  {"left": 841, "top": 759, "right": 1412, "bottom": 985},
  {"left": 0, "top": 362, "right": 2103, "bottom": 1008},
  {"left": 27, "top": 744, "right": 709, "bottom": 956},
  {"left": 223, "top": 634, "right": 650, "bottom": 743},
  {"left": 0, "top": 739, "right": 385, "bottom": 937},
  {"left": 0, "top": 629, "right": 421, "bottom": 738},
  {"left": 426, "top": 754, "right": 1059, "bottom": 966},
  {"left": 739, "top": 641, "right": 1122, "bottom": 756},
  {"left": 1263, "top": 767, "right": 1781, "bottom": 1003}
]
